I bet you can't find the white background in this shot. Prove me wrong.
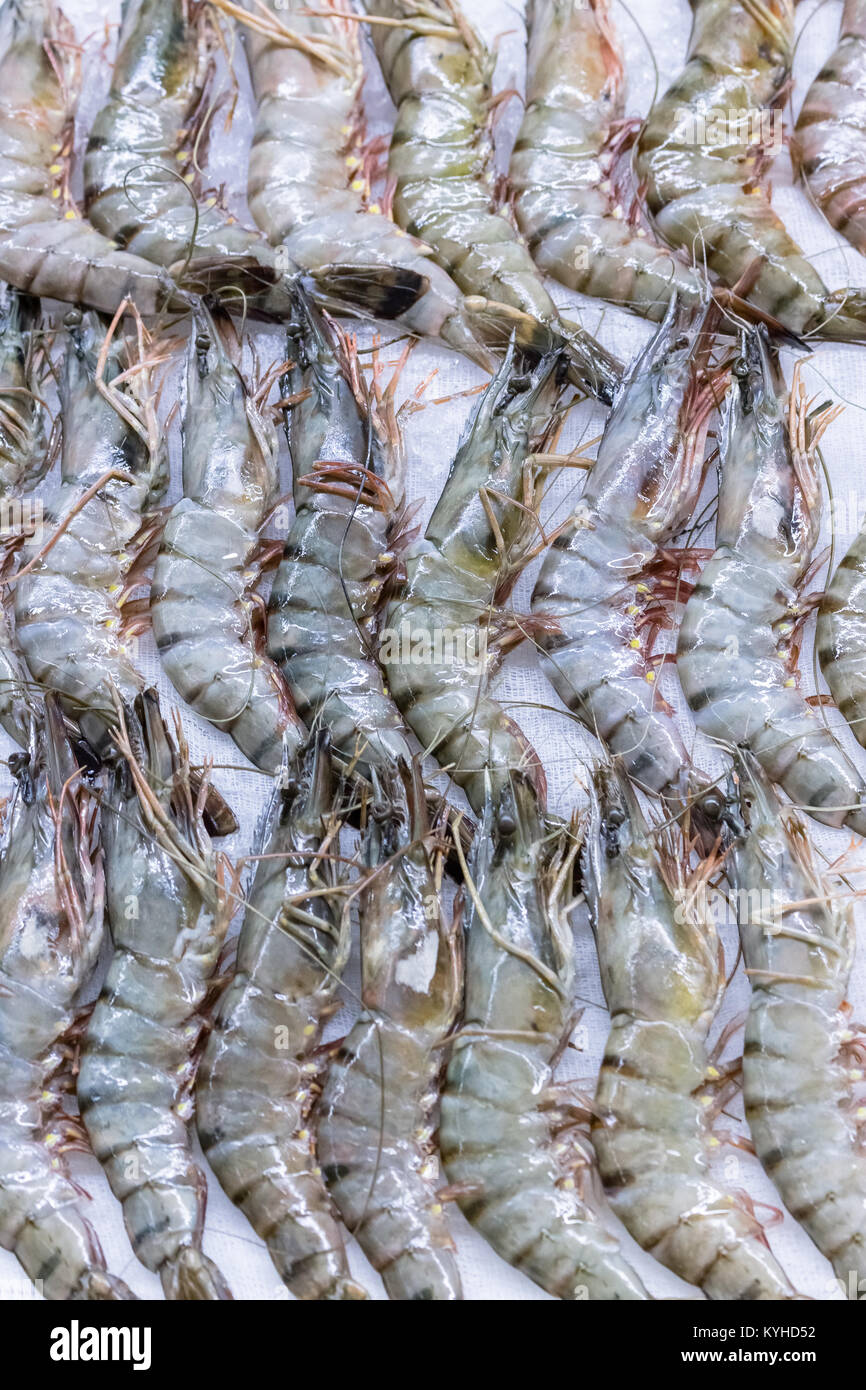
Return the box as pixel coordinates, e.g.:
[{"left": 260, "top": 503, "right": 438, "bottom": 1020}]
[{"left": 2, "top": 0, "right": 865, "bottom": 1300}]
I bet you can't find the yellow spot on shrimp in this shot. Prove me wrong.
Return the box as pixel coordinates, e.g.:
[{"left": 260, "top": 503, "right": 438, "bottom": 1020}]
[
  {"left": 368, "top": 204, "right": 381, "bottom": 215},
  {"left": 50, "top": 143, "right": 61, "bottom": 153},
  {"left": 857, "top": 1107, "right": 866, "bottom": 1120},
  {"left": 45, "top": 1133, "right": 59, "bottom": 1148},
  {"left": 699, "top": 1094, "right": 712, "bottom": 1107},
  {"left": 645, "top": 671, "right": 655, "bottom": 683},
  {"left": 627, "top": 604, "right": 639, "bottom": 616},
  {"left": 350, "top": 179, "right": 365, "bottom": 193},
  {"left": 784, "top": 677, "right": 795, "bottom": 688},
  {"left": 630, "top": 637, "right": 640, "bottom": 649},
  {"left": 345, "top": 155, "right": 359, "bottom": 170},
  {"left": 636, "top": 583, "right": 650, "bottom": 594},
  {"left": 561, "top": 1178, "right": 575, "bottom": 1191},
  {"left": 298, "top": 1129, "right": 310, "bottom": 1142},
  {"left": 431, "top": 1203, "right": 443, "bottom": 1216},
  {"left": 706, "top": 1066, "right": 720, "bottom": 1080},
  {"left": 707, "top": 1136, "right": 720, "bottom": 1148},
  {"left": 64, "top": 210, "right": 77, "bottom": 220},
  {"left": 49, "top": 164, "right": 62, "bottom": 175},
  {"left": 51, "top": 188, "right": 60, "bottom": 199},
  {"left": 850, "top": 1069, "right": 864, "bottom": 1082},
  {"left": 303, "top": 1023, "right": 316, "bottom": 1037}
]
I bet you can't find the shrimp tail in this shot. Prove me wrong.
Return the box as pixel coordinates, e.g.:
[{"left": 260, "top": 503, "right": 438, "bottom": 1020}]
[
  {"left": 159, "top": 1248, "right": 234, "bottom": 1302},
  {"left": 73, "top": 1271, "right": 139, "bottom": 1301},
  {"left": 309, "top": 263, "right": 429, "bottom": 321}
]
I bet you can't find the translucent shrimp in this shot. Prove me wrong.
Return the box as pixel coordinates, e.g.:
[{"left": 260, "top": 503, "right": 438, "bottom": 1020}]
[
  {"left": 381, "top": 346, "right": 559, "bottom": 815},
  {"left": 725, "top": 753, "right": 866, "bottom": 1295},
  {"left": 510, "top": 0, "right": 704, "bottom": 321},
  {"left": 318, "top": 759, "right": 463, "bottom": 1301},
  {"left": 83, "top": 0, "right": 420, "bottom": 323},
  {"left": 676, "top": 327, "right": 866, "bottom": 836},
  {"left": 13, "top": 307, "right": 168, "bottom": 755},
  {"left": 582, "top": 761, "right": 800, "bottom": 1300},
  {"left": 531, "top": 297, "right": 721, "bottom": 822},
  {"left": 440, "top": 771, "right": 650, "bottom": 1300},
  {"left": 364, "top": 0, "right": 623, "bottom": 402},
  {"left": 267, "top": 295, "right": 413, "bottom": 779},
  {"left": 793, "top": 0, "right": 866, "bottom": 258},
  {"left": 635, "top": 0, "right": 866, "bottom": 341},
  {"left": 77, "top": 691, "right": 234, "bottom": 1301},
  {"left": 817, "top": 501, "right": 866, "bottom": 751},
  {"left": 150, "top": 305, "right": 305, "bottom": 775},
  {"left": 0, "top": 695, "right": 135, "bottom": 1301},
  {"left": 196, "top": 731, "right": 367, "bottom": 1300},
  {"left": 0, "top": 0, "right": 190, "bottom": 316}
]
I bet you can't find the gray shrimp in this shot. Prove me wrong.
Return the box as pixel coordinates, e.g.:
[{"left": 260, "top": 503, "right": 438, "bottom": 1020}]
[
  {"left": 364, "top": 0, "right": 622, "bottom": 402},
  {"left": 381, "top": 346, "right": 559, "bottom": 815},
  {"left": 582, "top": 761, "right": 801, "bottom": 1300},
  {"left": 77, "top": 691, "right": 234, "bottom": 1301},
  {"left": 510, "top": 0, "right": 704, "bottom": 321},
  {"left": 150, "top": 305, "right": 305, "bottom": 775},
  {"left": 13, "top": 307, "right": 167, "bottom": 755},
  {"left": 0, "top": 0, "right": 189, "bottom": 317},
  {"left": 725, "top": 753, "right": 866, "bottom": 1296},
  {"left": 817, "top": 512, "right": 866, "bottom": 752},
  {"left": 267, "top": 294, "right": 413, "bottom": 779},
  {"left": 635, "top": 0, "right": 866, "bottom": 341},
  {"left": 440, "top": 771, "right": 649, "bottom": 1300},
  {"left": 531, "top": 297, "right": 720, "bottom": 823},
  {"left": 793, "top": 0, "right": 866, "bottom": 259},
  {"left": 0, "top": 695, "right": 135, "bottom": 1300},
  {"left": 676, "top": 327, "right": 866, "bottom": 836},
  {"left": 196, "top": 731, "right": 367, "bottom": 1300},
  {"left": 317, "top": 759, "right": 463, "bottom": 1301}
]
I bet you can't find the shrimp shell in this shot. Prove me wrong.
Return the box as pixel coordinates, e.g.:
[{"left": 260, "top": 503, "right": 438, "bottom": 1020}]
[
  {"left": 77, "top": 691, "right": 234, "bottom": 1301},
  {"left": 0, "top": 696, "right": 135, "bottom": 1300},
  {"left": 636, "top": 0, "right": 866, "bottom": 341},
  {"left": 196, "top": 732, "right": 367, "bottom": 1300},
  {"left": 817, "top": 511, "right": 866, "bottom": 750},
  {"left": 677, "top": 328, "right": 866, "bottom": 837},
  {"left": 793, "top": 0, "right": 866, "bottom": 257},
  {"left": 582, "top": 762, "right": 800, "bottom": 1300},
  {"left": 511, "top": 0, "right": 704, "bottom": 321},
  {"left": 440, "top": 773, "right": 650, "bottom": 1299},
  {"left": 318, "top": 760, "right": 463, "bottom": 1300}
]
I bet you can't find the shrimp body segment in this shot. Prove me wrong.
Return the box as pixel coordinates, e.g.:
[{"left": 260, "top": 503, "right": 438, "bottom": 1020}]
[
  {"left": 240, "top": 0, "right": 491, "bottom": 363},
  {"left": 636, "top": 0, "right": 866, "bottom": 341},
  {"left": 318, "top": 761, "right": 463, "bottom": 1300},
  {"left": 0, "top": 0, "right": 188, "bottom": 317},
  {"left": 151, "top": 307, "right": 304, "bottom": 774},
  {"left": 582, "top": 763, "right": 800, "bottom": 1300},
  {"left": 440, "top": 774, "right": 649, "bottom": 1300},
  {"left": 366, "top": 0, "right": 622, "bottom": 401},
  {"left": 14, "top": 310, "right": 167, "bottom": 754},
  {"left": 196, "top": 733, "right": 367, "bottom": 1300},
  {"left": 727, "top": 756, "right": 866, "bottom": 1290},
  {"left": 77, "top": 692, "right": 234, "bottom": 1301},
  {"left": 818, "top": 513, "right": 866, "bottom": 750},
  {"left": 267, "top": 302, "right": 411, "bottom": 778},
  {"left": 531, "top": 298, "right": 718, "bottom": 817},
  {"left": 794, "top": 0, "right": 866, "bottom": 257},
  {"left": 511, "top": 0, "right": 704, "bottom": 321},
  {"left": 0, "top": 697, "right": 135, "bottom": 1300},
  {"left": 381, "top": 348, "right": 557, "bottom": 815},
  {"left": 677, "top": 328, "right": 866, "bottom": 836}
]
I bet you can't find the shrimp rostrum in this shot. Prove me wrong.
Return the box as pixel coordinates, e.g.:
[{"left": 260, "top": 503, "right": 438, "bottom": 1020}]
[
  {"left": 635, "top": 0, "right": 866, "bottom": 341},
  {"left": 582, "top": 761, "right": 800, "bottom": 1300},
  {"left": 531, "top": 296, "right": 723, "bottom": 824},
  {"left": 677, "top": 327, "right": 866, "bottom": 836},
  {"left": 0, "top": 695, "right": 135, "bottom": 1300},
  {"left": 318, "top": 759, "right": 463, "bottom": 1300},
  {"left": 440, "top": 771, "right": 649, "bottom": 1300},
  {"left": 725, "top": 753, "right": 866, "bottom": 1294},
  {"left": 196, "top": 731, "right": 367, "bottom": 1300},
  {"left": 77, "top": 691, "right": 234, "bottom": 1301}
]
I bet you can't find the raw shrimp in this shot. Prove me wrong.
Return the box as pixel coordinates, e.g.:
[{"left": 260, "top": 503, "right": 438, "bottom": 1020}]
[
  {"left": 676, "top": 327, "right": 866, "bottom": 835},
  {"left": 531, "top": 297, "right": 721, "bottom": 821},
  {"left": 77, "top": 691, "right": 234, "bottom": 1301},
  {"left": 817, "top": 505, "right": 866, "bottom": 751},
  {"left": 635, "top": 0, "right": 866, "bottom": 341},
  {"left": 151, "top": 305, "right": 304, "bottom": 775},
  {"left": 582, "top": 761, "right": 800, "bottom": 1300},
  {"left": 364, "top": 0, "right": 623, "bottom": 402},
  {"left": 267, "top": 297, "right": 413, "bottom": 778},
  {"left": 725, "top": 753, "right": 866, "bottom": 1293},
  {"left": 0, "top": 695, "right": 135, "bottom": 1300},
  {"left": 318, "top": 759, "right": 462, "bottom": 1301},
  {"left": 83, "top": 0, "right": 420, "bottom": 323},
  {"left": 0, "top": 285, "right": 48, "bottom": 747},
  {"left": 381, "top": 345, "right": 559, "bottom": 815},
  {"left": 440, "top": 771, "right": 649, "bottom": 1300},
  {"left": 14, "top": 307, "right": 167, "bottom": 755},
  {"left": 219, "top": 0, "right": 492, "bottom": 364},
  {"left": 794, "top": 0, "right": 866, "bottom": 258},
  {"left": 510, "top": 0, "right": 704, "bottom": 321},
  {"left": 0, "top": 0, "right": 190, "bottom": 316},
  {"left": 196, "top": 731, "right": 367, "bottom": 1300}
]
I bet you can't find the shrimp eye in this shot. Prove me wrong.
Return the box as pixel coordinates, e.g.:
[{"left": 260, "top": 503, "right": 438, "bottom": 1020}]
[
  {"left": 195, "top": 332, "right": 211, "bottom": 353},
  {"left": 606, "top": 808, "right": 626, "bottom": 828},
  {"left": 702, "top": 792, "right": 723, "bottom": 821},
  {"left": 498, "top": 813, "right": 517, "bottom": 838},
  {"left": 63, "top": 307, "right": 82, "bottom": 328}
]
